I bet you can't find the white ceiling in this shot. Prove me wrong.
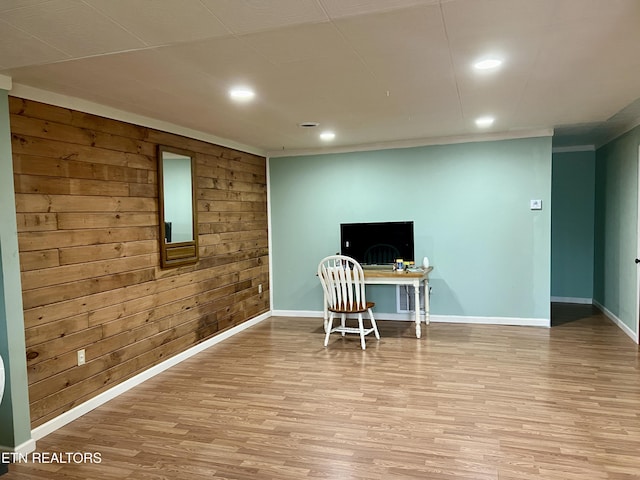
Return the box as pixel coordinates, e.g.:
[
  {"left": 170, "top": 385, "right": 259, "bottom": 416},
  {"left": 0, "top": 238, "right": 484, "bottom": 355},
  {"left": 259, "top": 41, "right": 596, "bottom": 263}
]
[{"left": 1, "top": 0, "right": 639, "bottom": 156}]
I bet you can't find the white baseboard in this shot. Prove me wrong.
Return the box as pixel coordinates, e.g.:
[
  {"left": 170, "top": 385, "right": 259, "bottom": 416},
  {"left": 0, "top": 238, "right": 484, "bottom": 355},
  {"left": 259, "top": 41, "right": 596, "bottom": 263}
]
[
  {"left": 272, "top": 309, "right": 323, "bottom": 318},
  {"left": 551, "top": 296, "right": 593, "bottom": 304},
  {"left": 430, "top": 314, "right": 549, "bottom": 327},
  {"left": 0, "top": 438, "right": 36, "bottom": 455},
  {"left": 273, "top": 310, "right": 420, "bottom": 322},
  {"left": 31, "top": 311, "right": 271, "bottom": 441},
  {"left": 593, "top": 300, "right": 639, "bottom": 344},
  {"left": 273, "top": 310, "right": 549, "bottom": 327}
]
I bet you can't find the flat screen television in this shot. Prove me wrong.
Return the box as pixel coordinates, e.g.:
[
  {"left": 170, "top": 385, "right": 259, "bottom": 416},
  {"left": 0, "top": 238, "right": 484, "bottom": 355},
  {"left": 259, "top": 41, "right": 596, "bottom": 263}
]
[{"left": 340, "top": 221, "right": 414, "bottom": 265}]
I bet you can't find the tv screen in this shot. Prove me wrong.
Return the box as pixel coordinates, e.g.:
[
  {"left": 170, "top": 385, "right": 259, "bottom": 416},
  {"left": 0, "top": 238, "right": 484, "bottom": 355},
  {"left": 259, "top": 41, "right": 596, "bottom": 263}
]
[{"left": 340, "top": 221, "right": 414, "bottom": 265}]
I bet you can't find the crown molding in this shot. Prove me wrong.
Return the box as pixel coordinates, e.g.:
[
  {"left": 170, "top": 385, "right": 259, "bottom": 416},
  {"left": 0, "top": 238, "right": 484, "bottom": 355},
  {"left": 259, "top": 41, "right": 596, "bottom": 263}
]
[
  {"left": 552, "top": 145, "right": 595, "bottom": 153},
  {"left": 596, "top": 118, "right": 640, "bottom": 149},
  {"left": 267, "top": 128, "right": 554, "bottom": 158}
]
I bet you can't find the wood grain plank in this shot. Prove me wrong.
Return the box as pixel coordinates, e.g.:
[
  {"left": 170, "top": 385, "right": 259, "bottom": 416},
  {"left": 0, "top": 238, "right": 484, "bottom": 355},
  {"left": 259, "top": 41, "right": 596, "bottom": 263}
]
[
  {"left": 18, "top": 226, "right": 158, "bottom": 252},
  {"left": 14, "top": 153, "right": 151, "bottom": 184},
  {"left": 22, "top": 268, "right": 157, "bottom": 309},
  {"left": 58, "top": 240, "right": 157, "bottom": 265},
  {"left": 15, "top": 213, "right": 58, "bottom": 232},
  {"left": 56, "top": 212, "right": 156, "bottom": 230},
  {"left": 10, "top": 113, "right": 155, "bottom": 158},
  {"left": 11, "top": 133, "right": 154, "bottom": 170},
  {"left": 21, "top": 254, "right": 157, "bottom": 290},
  {"left": 15, "top": 193, "right": 157, "bottom": 214},
  {"left": 19, "top": 249, "right": 61, "bottom": 271}
]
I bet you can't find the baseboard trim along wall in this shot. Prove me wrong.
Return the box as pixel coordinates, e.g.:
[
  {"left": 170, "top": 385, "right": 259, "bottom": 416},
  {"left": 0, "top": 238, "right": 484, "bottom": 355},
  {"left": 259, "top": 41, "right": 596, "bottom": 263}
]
[
  {"left": 31, "top": 311, "right": 271, "bottom": 441},
  {"left": 273, "top": 310, "right": 550, "bottom": 327},
  {"left": 429, "top": 315, "right": 549, "bottom": 327},
  {"left": 550, "top": 296, "right": 593, "bottom": 304},
  {"left": 273, "top": 310, "right": 324, "bottom": 318},
  {"left": 593, "top": 300, "right": 639, "bottom": 344}
]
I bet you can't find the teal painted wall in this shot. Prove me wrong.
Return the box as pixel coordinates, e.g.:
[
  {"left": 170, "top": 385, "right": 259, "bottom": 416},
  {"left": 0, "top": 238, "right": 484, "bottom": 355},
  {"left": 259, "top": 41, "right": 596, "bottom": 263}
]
[
  {"left": 594, "top": 125, "right": 640, "bottom": 335},
  {"left": 270, "top": 136, "right": 552, "bottom": 320},
  {"left": 0, "top": 90, "right": 33, "bottom": 449},
  {"left": 551, "top": 151, "right": 595, "bottom": 300}
]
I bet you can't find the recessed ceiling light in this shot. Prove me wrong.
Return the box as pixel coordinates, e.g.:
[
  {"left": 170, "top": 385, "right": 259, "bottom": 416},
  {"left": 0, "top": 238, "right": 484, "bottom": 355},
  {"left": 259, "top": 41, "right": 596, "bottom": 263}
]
[
  {"left": 320, "top": 131, "right": 335, "bottom": 141},
  {"left": 299, "top": 122, "right": 320, "bottom": 128},
  {"left": 474, "top": 58, "right": 503, "bottom": 70},
  {"left": 229, "top": 87, "right": 255, "bottom": 101},
  {"left": 475, "top": 116, "right": 495, "bottom": 128}
]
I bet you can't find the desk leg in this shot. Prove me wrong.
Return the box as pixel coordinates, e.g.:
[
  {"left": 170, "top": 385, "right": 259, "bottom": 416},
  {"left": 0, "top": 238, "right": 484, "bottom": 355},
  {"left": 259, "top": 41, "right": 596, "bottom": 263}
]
[
  {"left": 424, "top": 280, "right": 430, "bottom": 325},
  {"left": 414, "top": 283, "right": 421, "bottom": 338}
]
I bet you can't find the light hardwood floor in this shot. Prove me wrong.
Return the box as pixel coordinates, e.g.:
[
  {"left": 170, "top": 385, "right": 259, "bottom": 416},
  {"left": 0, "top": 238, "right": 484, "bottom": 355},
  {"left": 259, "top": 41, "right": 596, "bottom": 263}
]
[{"left": 4, "top": 305, "right": 640, "bottom": 479}]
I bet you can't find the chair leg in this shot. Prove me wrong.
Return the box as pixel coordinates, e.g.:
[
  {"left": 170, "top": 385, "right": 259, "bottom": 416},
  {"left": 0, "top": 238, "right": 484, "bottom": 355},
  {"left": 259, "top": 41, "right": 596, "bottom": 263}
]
[
  {"left": 324, "top": 313, "right": 334, "bottom": 347},
  {"left": 358, "top": 313, "right": 366, "bottom": 349},
  {"left": 341, "top": 314, "right": 346, "bottom": 336},
  {"left": 368, "top": 308, "right": 380, "bottom": 340}
]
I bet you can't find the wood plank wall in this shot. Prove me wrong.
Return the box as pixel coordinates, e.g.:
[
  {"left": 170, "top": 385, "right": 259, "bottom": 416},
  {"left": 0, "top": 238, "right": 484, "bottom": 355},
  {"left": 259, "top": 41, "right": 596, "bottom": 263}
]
[{"left": 9, "top": 97, "right": 270, "bottom": 428}]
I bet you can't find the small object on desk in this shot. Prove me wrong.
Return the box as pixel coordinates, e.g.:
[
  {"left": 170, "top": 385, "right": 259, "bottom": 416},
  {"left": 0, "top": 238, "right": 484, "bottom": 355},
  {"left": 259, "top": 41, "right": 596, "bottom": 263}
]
[
  {"left": 395, "top": 258, "right": 404, "bottom": 271},
  {"left": 422, "top": 256, "right": 430, "bottom": 268}
]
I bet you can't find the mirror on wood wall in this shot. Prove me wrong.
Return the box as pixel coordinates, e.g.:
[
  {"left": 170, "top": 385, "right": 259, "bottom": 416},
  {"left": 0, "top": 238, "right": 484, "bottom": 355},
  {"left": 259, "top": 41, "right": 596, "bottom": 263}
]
[{"left": 158, "top": 145, "right": 198, "bottom": 268}]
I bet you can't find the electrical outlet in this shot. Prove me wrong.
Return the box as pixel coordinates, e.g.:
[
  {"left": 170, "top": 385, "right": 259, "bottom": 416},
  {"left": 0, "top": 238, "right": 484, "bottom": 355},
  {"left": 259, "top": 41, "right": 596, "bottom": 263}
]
[
  {"left": 77, "top": 349, "right": 86, "bottom": 366},
  {"left": 258, "top": 284, "right": 263, "bottom": 294},
  {"left": 530, "top": 199, "right": 542, "bottom": 210}
]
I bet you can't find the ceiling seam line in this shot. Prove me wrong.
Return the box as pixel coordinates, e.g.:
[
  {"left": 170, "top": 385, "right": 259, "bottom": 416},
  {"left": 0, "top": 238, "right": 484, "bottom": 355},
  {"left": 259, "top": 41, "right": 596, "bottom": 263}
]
[{"left": 438, "top": 1, "right": 464, "bottom": 119}]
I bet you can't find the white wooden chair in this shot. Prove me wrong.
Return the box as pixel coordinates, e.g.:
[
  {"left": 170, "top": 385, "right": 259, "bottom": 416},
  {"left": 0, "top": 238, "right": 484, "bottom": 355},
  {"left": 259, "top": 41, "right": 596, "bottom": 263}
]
[{"left": 317, "top": 255, "right": 380, "bottom": 349}]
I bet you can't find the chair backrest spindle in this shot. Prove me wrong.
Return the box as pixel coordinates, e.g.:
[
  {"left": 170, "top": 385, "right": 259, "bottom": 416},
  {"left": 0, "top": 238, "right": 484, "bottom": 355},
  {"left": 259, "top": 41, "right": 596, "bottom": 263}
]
[{"left": 318, "top": 255, "right": 367, "bottom": 311}]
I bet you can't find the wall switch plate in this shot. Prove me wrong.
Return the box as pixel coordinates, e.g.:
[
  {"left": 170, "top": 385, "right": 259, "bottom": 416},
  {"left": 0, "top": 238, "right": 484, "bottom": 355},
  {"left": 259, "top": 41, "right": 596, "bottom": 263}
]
[
  {"left": 77, "top": 349, "right": 86, "bottom": 366},
  {"left": 530, "top": 199, "right": 542, "bottom": 210}
]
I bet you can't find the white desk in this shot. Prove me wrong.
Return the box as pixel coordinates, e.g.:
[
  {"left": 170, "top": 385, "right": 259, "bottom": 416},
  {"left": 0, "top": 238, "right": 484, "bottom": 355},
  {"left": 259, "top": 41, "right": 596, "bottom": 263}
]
[{"left": 363, "top": 267, "right": 432, "bottom": 338}]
